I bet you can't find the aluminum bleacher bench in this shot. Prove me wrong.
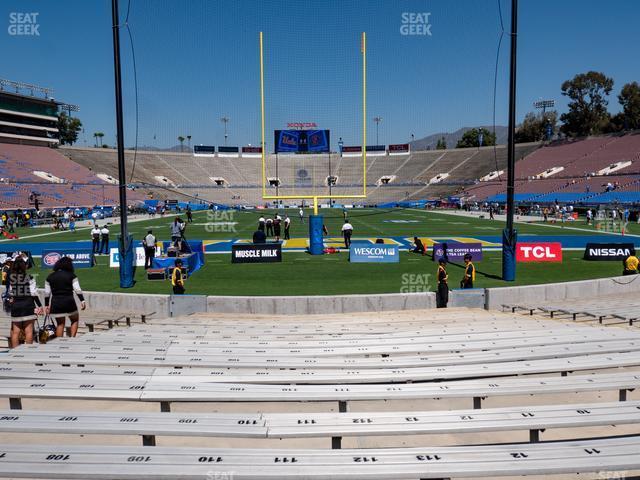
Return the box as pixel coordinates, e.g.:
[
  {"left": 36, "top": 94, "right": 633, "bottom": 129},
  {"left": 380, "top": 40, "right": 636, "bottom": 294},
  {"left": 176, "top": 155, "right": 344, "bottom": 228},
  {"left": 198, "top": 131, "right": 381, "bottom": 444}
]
[
  {"left": 0, "top": 436, "right": 638, "bottom": 479},
  {"left": 84, "top": 311, "right": 155, "bottom": 332},
  {"left": 6, "top": 338, "right": 640, "bottom": 370},
  {"left": 15, "top": 324, "right": 639, "bottom": 356},
  {"left": 0, "top": 401, "right": 639, "bottom": 446},
  {"left": 4, "top": 349, "right": 640, "bottom": 382},
  {"left": 95, "top": 318, "right": 561, "bottom": 337},
  {"left": 1, "top": 371, "right": 638, "bottom": 411}
]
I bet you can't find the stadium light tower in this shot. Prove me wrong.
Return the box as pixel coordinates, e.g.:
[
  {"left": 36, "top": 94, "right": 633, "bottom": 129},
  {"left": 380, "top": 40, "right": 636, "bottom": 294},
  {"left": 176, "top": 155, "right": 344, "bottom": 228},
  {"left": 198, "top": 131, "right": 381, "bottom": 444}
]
[
  {"left": 533, "top": 99, "right": 555, "bottom": 115},
  {"left": 221, "top": 116, "right": 229, "bottom": 146},
  {"left": 534, "top": 99, "right": 555, "bottom": 140},
  {"left": 373, "top": 116, "right": 382, "bottom": 145}
]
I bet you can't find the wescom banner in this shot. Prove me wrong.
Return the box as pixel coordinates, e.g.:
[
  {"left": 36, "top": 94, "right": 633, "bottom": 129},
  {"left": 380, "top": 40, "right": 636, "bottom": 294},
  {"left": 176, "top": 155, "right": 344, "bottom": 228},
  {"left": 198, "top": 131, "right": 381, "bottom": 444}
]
[
  {"left": 349, "top": 244, "right": 399, "bottom": 263},
  {"left": 516, "top": 243, "right": 563, "bottom": 262}
]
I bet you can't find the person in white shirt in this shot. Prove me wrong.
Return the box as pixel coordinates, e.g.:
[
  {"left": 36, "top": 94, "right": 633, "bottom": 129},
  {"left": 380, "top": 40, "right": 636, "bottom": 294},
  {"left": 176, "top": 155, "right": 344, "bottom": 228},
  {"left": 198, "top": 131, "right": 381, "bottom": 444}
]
[
  {"left": 99, "top": 225, "right": 110, "bottom": 255},
  {"left": 299, "top": 208, "right": 304, "bottom": 224},
  {"left": 142, "top": 229, "right": 157, "bottom": 269},
  {"left": 91, "top": 225, "right": 101, "bottom": 254},
  {"left": 586, "top": 209, "right": 593, "bottom": 225},
  {"left": 284, "top": 216, "right": 291, "bottom": 240},
  {"left": 258, "top": 216, "right": 265, "bottom": 232},
  {"left": 91, "top": 211, "right": 98, "bottom": 226},
  {"left": 341, "top": 221, "right": 354, "bottom": 248}
]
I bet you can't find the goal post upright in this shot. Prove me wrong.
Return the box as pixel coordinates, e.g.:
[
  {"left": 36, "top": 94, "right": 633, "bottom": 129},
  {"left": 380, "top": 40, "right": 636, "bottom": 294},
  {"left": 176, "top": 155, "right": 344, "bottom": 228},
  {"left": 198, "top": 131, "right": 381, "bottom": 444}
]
[
  {"left": 260, "top": 31, "right": 266, "bottom": 201},
  {"left": 259, "top": 31, "right": 368, "bottom": 253},
  {"left": 362, "top": 31, "right": 367, "bottom": 197}
]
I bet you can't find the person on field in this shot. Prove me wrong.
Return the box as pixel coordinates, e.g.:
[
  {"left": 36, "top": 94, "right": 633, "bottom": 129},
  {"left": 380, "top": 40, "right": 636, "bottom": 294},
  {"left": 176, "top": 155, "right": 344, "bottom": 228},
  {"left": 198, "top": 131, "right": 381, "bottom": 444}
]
[
  {"left": 44, "top": 257, "right": 86, "bottom": 338},
  {"left": 623, "top": 254, "right": 639, "bottom": 276},
  {"left": 273, "top": 216, "right": 281, "bottom": 242},
  {"left": 341, "top": 220, "right": 353, "bottom": 248},
  {"left": 410, "top": 236, "right": 426, "bottom": 255},
  {"left": 258, "top": 216, "right": 265, "bottom": 232},
  {"left": 461, "top": 253, "right": 476, "bottom": 289},
  {"left": 142, "top": 230, "right": 157, "bottom": 269},
  {"left": 186, "top": 205, "right": 193, "bottom": 223},
  {"left": 252, "top": 228, "right": 266, "bottom": 244},
  {"left": 265, "top": 217, "right": 273, "bottom": 237},
  {"left": 171, "top": 217, "right": 185, "bottom": 250},
  {"left": 99, "top": 224, "right": 110, "bottom": 255},
  {"left": 284, "top": 215, "right": 291, "bottom": 240},
  {"left": 91, "top": 225, "right": 101, "bottom": 254},
  {"left": 436, "top": 259, "right": 449, "bottom": 308},
  {"left": 299, "top": 207, "right": 305, "bottom": 224},
  {"left": 171, "top": 259, "right": 186, "bottom": 295}
]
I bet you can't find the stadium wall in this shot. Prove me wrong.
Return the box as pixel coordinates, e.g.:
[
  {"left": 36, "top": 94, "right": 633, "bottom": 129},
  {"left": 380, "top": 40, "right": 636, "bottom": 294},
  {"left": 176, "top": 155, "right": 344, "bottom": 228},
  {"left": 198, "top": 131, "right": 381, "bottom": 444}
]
[
  {"left": 484, "top": 275, "right": 640, "bottom": 310},
  {"left": 77, "top": 275, "right": 637, "bottom": 316},
  {"left": 78, "top": 290, "right": 441, "bottom": 316}
]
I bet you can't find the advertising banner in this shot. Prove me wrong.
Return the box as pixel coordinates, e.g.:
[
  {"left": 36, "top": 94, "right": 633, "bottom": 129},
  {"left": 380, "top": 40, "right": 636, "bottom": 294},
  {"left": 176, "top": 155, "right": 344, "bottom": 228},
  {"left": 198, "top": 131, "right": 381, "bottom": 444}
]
[
  {"left": 109, "top": 247, "right": 146, "bottom": 267},
  {"left": 432, "top": 242, "right": 483, "bottom": 262},
  {"left": 232, "top": 243, "right": 282, "bottom": 263},
  {"left": 516, "top": 242, "right": 563, "bottom": 262},
  {"left": 349, "top": 243, "right": 399, "bottom": 263},
  {"left": 41, "top": 249, "right": 94, "bottom": 269},
  {"left": 583, "top": 243, "right": 636, "bottom": 261}
]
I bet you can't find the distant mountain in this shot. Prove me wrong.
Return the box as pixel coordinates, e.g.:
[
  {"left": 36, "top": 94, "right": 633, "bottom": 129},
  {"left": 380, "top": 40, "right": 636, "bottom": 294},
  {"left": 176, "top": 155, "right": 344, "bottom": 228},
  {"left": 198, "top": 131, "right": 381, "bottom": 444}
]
[{"left": 410, "top": 126, "right": 508, "bottom": 150}]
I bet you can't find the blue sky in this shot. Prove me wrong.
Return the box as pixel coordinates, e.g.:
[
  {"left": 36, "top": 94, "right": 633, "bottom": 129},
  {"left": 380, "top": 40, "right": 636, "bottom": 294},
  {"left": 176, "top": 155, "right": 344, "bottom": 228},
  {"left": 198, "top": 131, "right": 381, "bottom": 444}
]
[{"left": 2, "top": 0, "right": 639, "bottom": 149}]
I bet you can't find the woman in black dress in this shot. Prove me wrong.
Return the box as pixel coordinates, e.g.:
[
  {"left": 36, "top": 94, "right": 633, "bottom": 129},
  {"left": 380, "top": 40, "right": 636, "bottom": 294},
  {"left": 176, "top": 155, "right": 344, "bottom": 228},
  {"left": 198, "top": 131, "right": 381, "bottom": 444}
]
[
  {"left": 8, "top": 257, "right": 42, "bottom": 348},
  {"left": 44, "top": 257, "right": 86, "bottom": 338}
]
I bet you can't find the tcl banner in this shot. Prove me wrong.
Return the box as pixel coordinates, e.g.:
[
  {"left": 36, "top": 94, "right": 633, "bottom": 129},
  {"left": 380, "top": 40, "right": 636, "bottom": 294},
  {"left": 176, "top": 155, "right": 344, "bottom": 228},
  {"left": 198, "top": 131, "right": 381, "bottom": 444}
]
[{"left": 516, "top": 243, "right": 563, "bottom": 262}]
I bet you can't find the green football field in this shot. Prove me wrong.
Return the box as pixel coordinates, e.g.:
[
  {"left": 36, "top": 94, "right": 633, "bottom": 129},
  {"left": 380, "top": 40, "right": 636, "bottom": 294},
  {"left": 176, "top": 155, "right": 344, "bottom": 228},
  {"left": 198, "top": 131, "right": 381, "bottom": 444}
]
[
  {"left": 1, "top": 208, "right": 635, "bottom": 296},
  {"left": 2, "top": 207, "right": 636, "bottom": 243}
]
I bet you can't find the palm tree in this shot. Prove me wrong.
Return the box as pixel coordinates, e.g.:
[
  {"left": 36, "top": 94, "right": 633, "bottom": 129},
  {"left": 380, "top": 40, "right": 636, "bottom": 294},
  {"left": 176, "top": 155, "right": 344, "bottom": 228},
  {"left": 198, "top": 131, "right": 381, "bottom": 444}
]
[
  {"left": 93, "top": 132, "right": 104, "bottom": 147},
  {"left": 187, "top": 135, "right": 192, "bottom": 150},
  {"left": 93, "top": 132, "right": 99, "bottom": 147},
  {"left": 177, "top": 136, "right": 185, "bottom": 152}
]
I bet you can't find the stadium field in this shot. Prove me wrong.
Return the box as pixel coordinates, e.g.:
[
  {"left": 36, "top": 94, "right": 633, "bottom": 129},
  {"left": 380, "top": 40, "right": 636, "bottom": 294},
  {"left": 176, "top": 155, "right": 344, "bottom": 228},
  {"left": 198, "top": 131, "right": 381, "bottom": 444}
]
[
  {"left": 2, "top": 208, "right": 636, "bottom": 296},
  {"left": 2, "top": 207, "right": 638, "bottom": 244}
]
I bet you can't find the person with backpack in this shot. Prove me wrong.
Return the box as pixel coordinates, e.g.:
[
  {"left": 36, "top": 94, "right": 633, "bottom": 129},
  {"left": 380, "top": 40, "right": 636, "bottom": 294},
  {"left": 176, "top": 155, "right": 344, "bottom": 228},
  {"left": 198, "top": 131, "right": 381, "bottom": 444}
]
[{"left": 8, "top": 257, "right": 42, "bottom": 348}]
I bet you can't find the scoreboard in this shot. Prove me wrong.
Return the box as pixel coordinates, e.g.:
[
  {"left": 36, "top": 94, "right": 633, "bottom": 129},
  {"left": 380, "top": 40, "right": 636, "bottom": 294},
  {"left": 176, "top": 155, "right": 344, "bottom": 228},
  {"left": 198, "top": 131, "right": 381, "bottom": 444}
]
[{"left": 274, "top": 130, "right": 330, "bottom": 153}]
